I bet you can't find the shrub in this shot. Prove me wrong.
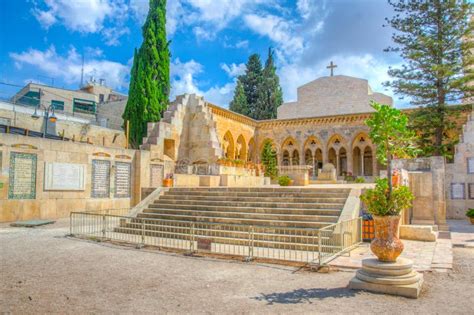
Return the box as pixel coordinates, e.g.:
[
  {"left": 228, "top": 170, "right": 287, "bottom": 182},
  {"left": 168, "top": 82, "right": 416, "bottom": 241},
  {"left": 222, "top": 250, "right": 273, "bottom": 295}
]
[
  {"left": 278, "top": 175, "right": 291, "bottom": 186},
  {"left": 360, "top": 178, "right": 414, "bottom": 216},
  {"left": 355, "top": 177, "right": 366, "bottom": 183},
  {"left": 466, "top": 209, "right": 474, "bottom": 218}
]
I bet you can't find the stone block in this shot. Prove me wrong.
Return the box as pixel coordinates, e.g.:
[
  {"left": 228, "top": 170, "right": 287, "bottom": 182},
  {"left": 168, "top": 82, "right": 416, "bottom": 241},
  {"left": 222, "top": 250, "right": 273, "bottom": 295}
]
[
  {"left": 199, "top": 175, "right": 220, "bottom": 187},
  {"left": 400, "top": 225, "right": 436, "bottom": 242}
]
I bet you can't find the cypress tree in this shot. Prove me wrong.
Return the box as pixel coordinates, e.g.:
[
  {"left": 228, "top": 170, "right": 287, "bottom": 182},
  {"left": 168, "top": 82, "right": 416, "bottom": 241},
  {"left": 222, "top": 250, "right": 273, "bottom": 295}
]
[
  {"left": 385, "top": 0, "right": 473, "bottom": 158},
  {"left": 241, "top": 54, "right": 263, "bottom": 118},
  {"left": 123, "top": 0, "right": 170, "bottom": 148},
  {"left": 229, "top": 80, "right": 249, "bottom": 116},
  {"left": 254, "top": 48, "right": 283, "bottom": 120},
  {"left": 261, "top": 140, "right": 278, "bottom": 179}
]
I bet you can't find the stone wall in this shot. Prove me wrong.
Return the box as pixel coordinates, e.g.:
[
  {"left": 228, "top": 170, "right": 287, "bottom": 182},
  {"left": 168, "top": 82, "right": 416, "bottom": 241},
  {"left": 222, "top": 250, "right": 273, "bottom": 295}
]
[
  {"left": 446, "top": 107, "right": 474, "bottom": 219},
  {"left": 277, "top": 75, "right": 393, "bottom": 119},
  {"left": 0, "top": 133, "right": 154, "bottom": 222}
]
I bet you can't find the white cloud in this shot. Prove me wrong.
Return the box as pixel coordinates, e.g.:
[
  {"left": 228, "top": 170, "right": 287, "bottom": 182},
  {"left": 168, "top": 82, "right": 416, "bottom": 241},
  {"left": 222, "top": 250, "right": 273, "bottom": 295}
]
[
  {"left": 220, "top": 63, "right": 246, "bottom": 78},
  {"left": 10, "top": 46, "right": 129, "bottom": 90},
  {"left": 243, "top": 14, "right": 304, "bottom": 55},
  {"left": 170, "top": 58, "right": 237, "bottom": 107},
  {"left": 33, "top": 0, "right": 129, "bottom": 45},
  {"left": 296, "top": 0, "right": 311, "bottom": 19}
]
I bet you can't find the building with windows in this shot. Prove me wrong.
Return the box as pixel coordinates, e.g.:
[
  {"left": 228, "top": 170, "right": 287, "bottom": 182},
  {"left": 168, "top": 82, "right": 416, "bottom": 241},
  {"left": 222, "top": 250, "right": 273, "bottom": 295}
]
[{"left": 11, "top": 81, "right": 127, "bottom": 122}]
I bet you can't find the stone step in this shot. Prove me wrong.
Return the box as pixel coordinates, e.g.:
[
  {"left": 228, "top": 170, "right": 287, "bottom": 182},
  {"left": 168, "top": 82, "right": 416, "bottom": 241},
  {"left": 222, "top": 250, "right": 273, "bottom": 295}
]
[
  {"left": 147, "top": 204, "right": 341, "bottom": 216},
  {"left": 163, "top": 191, "right": 349, "bottom": 199},
  {"left": 167, "top": 187, "right": 350, "bottom": 193},
  {"left": 135, "top": 212, "right": 330, "bottom": 228},
  {"left": 158, "top": 194, "right": 347, "bottom": 204},
  {"left": 141, "top": 208, "right": 339, "bottom": 222},
  {"left": 152, "top": 199, "right": 344, "bottom": 210}
]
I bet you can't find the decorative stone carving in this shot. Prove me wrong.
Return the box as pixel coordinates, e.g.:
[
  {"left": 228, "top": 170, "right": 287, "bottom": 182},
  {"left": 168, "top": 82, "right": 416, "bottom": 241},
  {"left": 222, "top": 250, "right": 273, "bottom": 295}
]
[{"left": 8, "top": 152, "right": 37, "bottom": 199}]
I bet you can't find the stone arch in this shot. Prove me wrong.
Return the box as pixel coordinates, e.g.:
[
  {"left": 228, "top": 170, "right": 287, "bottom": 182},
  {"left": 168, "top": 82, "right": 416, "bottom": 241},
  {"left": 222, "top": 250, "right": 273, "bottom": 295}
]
[
  {"left": 353, "top": 146, "right": 362, "bottom": 176},
  {"left": 282, "top": 150, "right": 291, "bottom": 166},
  {"left": 247, "top": 137, "right": 256, "bottom": 162},
  {"left": 303, "top": 136, "right": 322, "bottom": 155},
  {"left": 327, "top": 134, "right": 348, "bottom": 176},
  {"left": 363, "top": 146, "right": 374, "bottom": 176},
  {"left": 222, "top": 131, "right": 235, "bottom": 159},
  {"left": 292, "top": 150, "right": 300, "bottom": 166},
  {"left": 339, "top": 147, "right": 348, "bottom": 176},
  {"left": 281, "top": 136, "right": 300, "bottom": 165},
  {"left": 351, "top": 132, "right": 372, "bottom": 150},
  {"left": 235, "top": 134, "right": 247, "bottom": 161}
]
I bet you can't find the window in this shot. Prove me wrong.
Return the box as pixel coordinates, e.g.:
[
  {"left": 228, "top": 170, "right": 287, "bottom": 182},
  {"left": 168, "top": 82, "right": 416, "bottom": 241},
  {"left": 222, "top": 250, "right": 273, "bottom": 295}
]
[
  {"left": 467, "top": 157, "right": 474, "bottom": 174},
  {"left": 51, "top": 100, "right": 64, "bottom": 111},
  {"left": 73, "top": 98, "right": 96, "bottom": 114},
  {"left": 99, "top": 94, "right": 105, "bottom": 103},
  {"left": 17, "top": 91, "right": 40, "bottom": 107}
]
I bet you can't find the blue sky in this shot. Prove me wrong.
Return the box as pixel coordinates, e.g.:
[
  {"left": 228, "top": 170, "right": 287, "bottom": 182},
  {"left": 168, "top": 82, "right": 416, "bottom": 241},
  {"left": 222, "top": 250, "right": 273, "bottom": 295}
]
[{"left": 0, "top": 0, "right": 405, "bottom": 108}]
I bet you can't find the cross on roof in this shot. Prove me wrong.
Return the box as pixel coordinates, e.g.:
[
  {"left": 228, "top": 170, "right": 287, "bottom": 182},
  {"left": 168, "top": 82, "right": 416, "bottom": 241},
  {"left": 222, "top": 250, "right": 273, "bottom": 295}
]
[{"left": 326, "top": 61, "right": 337, "bottom": 77}]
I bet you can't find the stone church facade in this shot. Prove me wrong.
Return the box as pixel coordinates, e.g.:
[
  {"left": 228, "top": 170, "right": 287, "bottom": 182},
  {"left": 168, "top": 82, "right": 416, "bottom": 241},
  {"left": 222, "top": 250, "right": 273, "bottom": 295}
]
[{"left": 143, "top": 75, "right": 389, "bottom": 180}]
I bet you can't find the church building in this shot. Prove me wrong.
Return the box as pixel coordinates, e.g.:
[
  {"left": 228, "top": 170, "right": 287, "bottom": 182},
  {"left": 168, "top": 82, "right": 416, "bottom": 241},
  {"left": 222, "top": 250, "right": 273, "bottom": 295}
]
[{"left": 142, "top": 73, "right": 394, "bottom": 181}]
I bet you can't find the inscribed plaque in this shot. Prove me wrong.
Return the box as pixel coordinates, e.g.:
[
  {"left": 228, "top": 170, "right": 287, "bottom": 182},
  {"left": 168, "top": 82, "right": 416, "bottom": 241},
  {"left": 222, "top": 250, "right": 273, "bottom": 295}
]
[
  {"left": 150, "top": 164, "right": 164, "bottom": 187},
  {"left": 450, "top": 183, "right": 465, "bottom": 200},
  {"left": 467, "top": 157, "right": 474, "bottom": 174},
  {"left": 44, "top": 162, "right": 85, "bottom": 191},
  {"left": 115, "top": 162, "right": 131, "bottom": 198},
  {"left": 91, "top": 159, "right": 110, "bottom": 198},
  {"left": 468, "top": 183, "right": 474, "bottom": 200},
  {"left": 8, "top": 152, "right": 37, "bottom": 199}
]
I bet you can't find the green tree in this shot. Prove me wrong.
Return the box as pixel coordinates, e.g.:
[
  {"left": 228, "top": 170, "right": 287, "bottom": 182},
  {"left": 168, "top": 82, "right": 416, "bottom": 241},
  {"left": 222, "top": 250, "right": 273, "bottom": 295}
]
[
  {"left": 229, "top": 80, "right": 249, "bottom": 116},
  {"left": 240, "top": 54, "right": 263, "bottom": 118},
  {"left": 261, "top": 140, "right": 278, "bottom": 179},
  {"left": 366, "top": 102, "right": 419, "bottom": 195},
  {"left": 254, "top": 48, "right": 283, "bottom": 120},
  {"left": 123, "top": 0, "right": 170, "bottom": 148},
  {"left": 385, "top": 0, "right": 473, "bottom": 157}
]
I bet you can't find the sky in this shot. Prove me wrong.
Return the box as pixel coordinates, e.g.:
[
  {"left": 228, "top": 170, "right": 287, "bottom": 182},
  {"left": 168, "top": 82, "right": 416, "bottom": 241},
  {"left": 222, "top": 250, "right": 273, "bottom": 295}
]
[{"left": 0, "top": 0, "right": 406, "bottom": 108}]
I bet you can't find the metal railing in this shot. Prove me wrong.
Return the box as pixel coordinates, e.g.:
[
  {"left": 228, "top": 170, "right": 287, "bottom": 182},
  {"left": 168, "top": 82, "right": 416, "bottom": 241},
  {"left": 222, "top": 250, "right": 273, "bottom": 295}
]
[{"left": 69, "top": 210, "right": 362, "bottom": 266}]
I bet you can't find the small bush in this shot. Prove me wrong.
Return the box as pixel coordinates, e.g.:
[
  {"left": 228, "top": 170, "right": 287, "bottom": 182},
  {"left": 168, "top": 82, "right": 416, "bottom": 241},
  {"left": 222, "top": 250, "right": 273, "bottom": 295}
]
[
  {"left": 360, "top": 178, "right": 414, "bottom": 216},
  {"left": 355, "top": 177, "right": 366, "bottom": 183},
  {"left": 466, "top": 209, "right": 474, "bottom": 218},
  {"left": 278, "top": 175, "right": 292, "bottom": 186}
]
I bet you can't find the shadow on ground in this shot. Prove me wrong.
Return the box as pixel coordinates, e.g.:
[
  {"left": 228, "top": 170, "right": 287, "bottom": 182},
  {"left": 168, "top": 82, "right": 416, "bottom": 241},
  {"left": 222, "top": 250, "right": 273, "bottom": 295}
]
[{"left": 253, "top": 287, "right": 358, "bottom": 305}]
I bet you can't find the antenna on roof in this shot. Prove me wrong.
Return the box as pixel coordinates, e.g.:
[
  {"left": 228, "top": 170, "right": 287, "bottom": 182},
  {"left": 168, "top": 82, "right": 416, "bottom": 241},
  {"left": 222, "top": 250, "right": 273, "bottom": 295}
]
[{"left": 80, "top": 51, "right": 85, "bottom": 88}]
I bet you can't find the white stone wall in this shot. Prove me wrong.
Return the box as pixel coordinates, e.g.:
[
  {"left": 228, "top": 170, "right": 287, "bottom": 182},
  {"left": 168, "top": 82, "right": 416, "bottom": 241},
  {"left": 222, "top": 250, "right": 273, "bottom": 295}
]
[{"left": 277, "top": 75, "right": 393, "bottom": 119}]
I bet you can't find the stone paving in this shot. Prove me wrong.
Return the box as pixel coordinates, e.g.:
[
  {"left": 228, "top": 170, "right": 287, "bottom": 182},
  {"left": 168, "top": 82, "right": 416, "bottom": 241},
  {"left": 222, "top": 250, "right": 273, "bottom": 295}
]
[{"left": 448, "top": 219, "right": 474, "bottom": 248}]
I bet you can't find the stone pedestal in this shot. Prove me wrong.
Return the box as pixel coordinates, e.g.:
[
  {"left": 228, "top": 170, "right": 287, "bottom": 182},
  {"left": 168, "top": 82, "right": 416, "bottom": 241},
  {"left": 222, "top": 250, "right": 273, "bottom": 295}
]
[{"left": 349, "top": 258, "right": 423, "bottom": 299}]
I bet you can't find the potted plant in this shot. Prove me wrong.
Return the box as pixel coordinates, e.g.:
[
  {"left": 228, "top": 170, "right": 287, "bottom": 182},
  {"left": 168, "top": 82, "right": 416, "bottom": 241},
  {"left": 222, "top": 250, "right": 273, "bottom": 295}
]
[
  {"left": 360, "top": 103, "right": 419, "bottom": 262},
  {"left": 466, "top": 209, "right": 474, "bottom": 224},
  {"left": 278, "top": 175, "right": 292, "bottom": 186},
  {"left": 162, "top": 173, "right": 174, "bottom": 187}
]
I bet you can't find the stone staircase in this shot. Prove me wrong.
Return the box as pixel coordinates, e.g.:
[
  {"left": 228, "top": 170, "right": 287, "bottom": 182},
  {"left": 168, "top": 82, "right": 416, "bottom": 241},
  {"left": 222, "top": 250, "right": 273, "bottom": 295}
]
[{"left": 114, "top": 187, "right": 351, "bottom": 250}]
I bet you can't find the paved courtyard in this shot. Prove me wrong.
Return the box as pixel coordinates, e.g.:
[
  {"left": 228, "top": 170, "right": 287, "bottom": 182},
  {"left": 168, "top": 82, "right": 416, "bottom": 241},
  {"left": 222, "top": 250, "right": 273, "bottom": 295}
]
[{"left": 1, "top": 219, "right": 473, "bottom": 314}]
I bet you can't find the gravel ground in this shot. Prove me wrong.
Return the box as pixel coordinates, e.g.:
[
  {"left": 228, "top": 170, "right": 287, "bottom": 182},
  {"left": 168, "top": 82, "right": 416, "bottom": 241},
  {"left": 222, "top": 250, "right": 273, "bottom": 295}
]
[{"left": 1, "top": 219, "right": 473, "bottom": 314}]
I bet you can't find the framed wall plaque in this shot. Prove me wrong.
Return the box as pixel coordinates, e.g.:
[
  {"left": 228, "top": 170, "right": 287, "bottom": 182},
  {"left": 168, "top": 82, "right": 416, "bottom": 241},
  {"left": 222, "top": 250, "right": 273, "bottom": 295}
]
[
  {"left": 91, "top": 159, "right": 111, "bottom": 198},
  {"left": 467, "top": 157, "right": 474, "bottom": 174},
  {"left": 450, "top": 183, "right": 465, "bottom": 200},
  {"left": 115, "top": 162, "right": 131, "bottom": 198},
  {"left": 468, "top": 183, "right": 474, "bottom": 200},
  {"left": 44, "top": 162, "right": 86, "bottom": 191},
  {"left": 8, "top": 152, "right": 37, "bottom": 199}
]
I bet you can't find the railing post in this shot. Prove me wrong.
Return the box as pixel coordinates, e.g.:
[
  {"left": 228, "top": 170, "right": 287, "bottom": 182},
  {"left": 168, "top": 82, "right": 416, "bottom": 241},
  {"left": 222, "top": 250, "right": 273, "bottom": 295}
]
[
  {"left": 248, "top": 226, "right": 254, "bottom": 260},
  {"left": 69, "top": 212, "right": 73, "bottom": 236},
  {"left": 102, "top": 214, "right": 106, "bottom": 239},
  {"left": 340, "top": 222, "right": 344, "bottom": 251},
  {"left": 318, "top": 229, "right": 322, "bottom": 266},
  {"left": 141, "top": 219, "right": 145, "bottom": 246},
  {"left": 190, "top": 222, "right": 195, "bottom": 253},
  {"left": 359, "top": 217, "right": 363, "bottom": 243}
]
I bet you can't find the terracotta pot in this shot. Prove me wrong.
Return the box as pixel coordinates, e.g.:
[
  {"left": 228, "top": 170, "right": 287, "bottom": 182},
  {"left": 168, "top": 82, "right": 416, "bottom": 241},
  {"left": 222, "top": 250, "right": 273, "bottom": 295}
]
[
  {"left": 162, "top": 179, "right": 173, "bottom": 187},
  {"left": 370, "top": 215, "right": 404, "bottom": 262},
  {"left": 470, "top": 217, "right": 474, "bottom": 225}
]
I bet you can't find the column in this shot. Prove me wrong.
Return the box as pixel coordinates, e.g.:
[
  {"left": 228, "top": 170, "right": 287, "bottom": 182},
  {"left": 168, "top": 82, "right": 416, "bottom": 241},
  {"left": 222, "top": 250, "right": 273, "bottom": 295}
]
[{"left": 336, "top": 153, "right": 340, "bottom": 176}]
